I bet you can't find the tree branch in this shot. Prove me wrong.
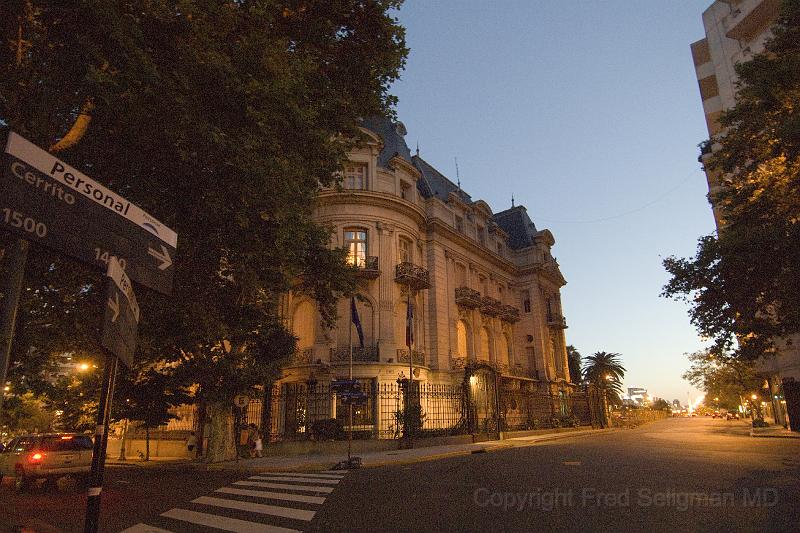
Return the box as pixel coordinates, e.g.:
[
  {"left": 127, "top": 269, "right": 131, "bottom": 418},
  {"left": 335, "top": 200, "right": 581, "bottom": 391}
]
[{"left": 49, "top": 98, "right": 94, "bottom": 153}]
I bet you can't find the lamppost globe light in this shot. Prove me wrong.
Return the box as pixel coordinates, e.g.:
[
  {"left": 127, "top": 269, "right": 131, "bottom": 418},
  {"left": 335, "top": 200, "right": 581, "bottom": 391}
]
[{"left": 751, "top": 394, "right": 757, "bottom": 400}]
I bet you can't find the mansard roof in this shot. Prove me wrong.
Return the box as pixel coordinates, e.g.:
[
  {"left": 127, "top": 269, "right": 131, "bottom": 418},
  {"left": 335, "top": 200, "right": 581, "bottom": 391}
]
[
  {"left": 492, "top": 206, "right": 539, "bottom": 250},
  {"left": 360, "top": 116, "right": 414, "bottom": 169},
  {"left": 411, "top": 155, "right": 472, "bottom": 203}
]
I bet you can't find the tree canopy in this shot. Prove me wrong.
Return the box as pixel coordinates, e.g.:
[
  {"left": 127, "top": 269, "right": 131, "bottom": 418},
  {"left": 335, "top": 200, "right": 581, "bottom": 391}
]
[
  {"left": 682, "top": 350, "right": 761, "bottom": 411},
  {"left": 0, "top": 0, "right": 408, "bottom": 457},
  {"left": 582, "top": 351, "right": 625, "bottom": 404},
  {"left": 566, "top": 345, "right": 582, "bottom": 384},
  {"left": 663, "top": 0, "right": 800, "bottom": 361}
]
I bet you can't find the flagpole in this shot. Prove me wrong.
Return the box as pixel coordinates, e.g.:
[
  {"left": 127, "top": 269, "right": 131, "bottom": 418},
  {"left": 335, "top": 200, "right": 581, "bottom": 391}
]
[
  {"left": 407, "top": 289, "right": 414, "bottom": 449},
  {"left": 348, "top": 299, "right": 353, "bottom": 464}
]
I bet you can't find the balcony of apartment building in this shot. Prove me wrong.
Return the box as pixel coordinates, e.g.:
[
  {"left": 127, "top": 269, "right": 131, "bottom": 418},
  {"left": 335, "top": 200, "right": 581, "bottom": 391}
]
[
  {"left": 547, "top": 313, "right": 568, "bottom": 329},
  {"left": 455, "top": 286, "right": 482, "bottom": 308},
  {"left": 395, "top": 261, "right": 430, "bottom": 290}
]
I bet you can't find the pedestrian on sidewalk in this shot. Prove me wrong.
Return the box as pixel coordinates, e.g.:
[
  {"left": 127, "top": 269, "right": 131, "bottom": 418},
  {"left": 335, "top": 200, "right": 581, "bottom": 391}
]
[
  {"left": 186, "top": 431, "right": 198, "bottom": 458},
  {"left": 253, "top": 426, "right": 263, "bottom": 458}
]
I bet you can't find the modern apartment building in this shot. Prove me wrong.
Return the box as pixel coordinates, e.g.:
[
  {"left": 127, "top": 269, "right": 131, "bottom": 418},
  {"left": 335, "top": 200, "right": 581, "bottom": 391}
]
[{"left": 691, "top": 0, "right": 798, "bottom": 430}]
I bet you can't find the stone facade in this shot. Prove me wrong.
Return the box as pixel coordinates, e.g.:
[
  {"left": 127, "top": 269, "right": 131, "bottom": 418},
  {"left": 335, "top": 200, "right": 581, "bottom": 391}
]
[{"left": 278, "top": 118, "right": 573, "bottom": 408}]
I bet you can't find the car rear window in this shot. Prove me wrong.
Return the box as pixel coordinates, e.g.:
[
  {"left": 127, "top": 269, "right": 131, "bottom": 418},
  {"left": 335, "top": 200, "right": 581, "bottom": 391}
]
[{"left": 39, "top": 435, "right": 94, "bottom": 451}]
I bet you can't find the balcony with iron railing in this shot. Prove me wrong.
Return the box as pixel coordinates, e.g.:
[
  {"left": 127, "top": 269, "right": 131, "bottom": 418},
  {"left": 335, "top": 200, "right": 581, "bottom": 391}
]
[
  {"left": 330, "top": 345, "right": 379, "bottom": 362},
  {"left": 498, "top": 304, "right": 521, "bottom": 323},
  {"left": 397, "top": 348, "right": 425, "bottom": 366},
  {"left": 394, "top": 262, "right": 430, "bottom": 290},
  {"left": 547, "top": 313, "right": 568, "bottom": 329},
  {"left": 479, "top": 296, "right": 502, "bottom": 317},
  {"left": 455, "top": 286, "right": 482, "bottom": 308},
  {"left": 288, "top": 347, "right": 315, "bottom": 366},
  {"left": 349, "top": 255, "right": 380, "bottom": 279}
]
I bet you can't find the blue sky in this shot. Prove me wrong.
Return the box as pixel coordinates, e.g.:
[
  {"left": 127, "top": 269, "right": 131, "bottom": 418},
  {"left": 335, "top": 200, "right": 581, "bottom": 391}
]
[{"left": 391, "top": 0, "right": 715, "bottom": 403}]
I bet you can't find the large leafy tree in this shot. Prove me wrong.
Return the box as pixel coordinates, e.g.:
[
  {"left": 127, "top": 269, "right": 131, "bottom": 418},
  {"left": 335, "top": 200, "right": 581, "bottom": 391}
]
[
  {"left": 663, "top": 0, "right": 800, "bottom": 361},
  {"left": 682, "top": 350, "right": 762, "bottom": 412},
  {"left": 0, "top": 0, "right": 407, "bottom": 461},
  {"left": 582, "top": 351, "right": 625, "bottom": 405}
]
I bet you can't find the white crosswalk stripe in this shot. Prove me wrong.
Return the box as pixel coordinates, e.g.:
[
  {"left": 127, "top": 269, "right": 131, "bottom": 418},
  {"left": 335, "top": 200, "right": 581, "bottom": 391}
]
[
  {"left": 248, "top": 475, "right": 340, "bottom": 485},
  {"left": 124, "top": 470, "right": 346, "bottom": 532}
]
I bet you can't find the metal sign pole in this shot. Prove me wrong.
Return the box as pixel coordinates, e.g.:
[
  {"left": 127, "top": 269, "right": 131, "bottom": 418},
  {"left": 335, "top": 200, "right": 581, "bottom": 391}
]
[
  {"left": 83, "top": 350, "right": 118, "bottom": 533},
  {"left": 407, "top": 289, "right": 414, "bottom": 449},
  {"left": 0, "top": 238, "right": 28, "bottom": 418}
]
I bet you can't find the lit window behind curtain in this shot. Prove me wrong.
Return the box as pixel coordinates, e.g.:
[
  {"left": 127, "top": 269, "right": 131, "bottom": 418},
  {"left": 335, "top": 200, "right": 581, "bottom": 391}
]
[
  {"left": 345, "top": 230, "right": 367, "bottom": 267},
  {"left": 398, "top": 237, "right": 412, "bottom": 263}
]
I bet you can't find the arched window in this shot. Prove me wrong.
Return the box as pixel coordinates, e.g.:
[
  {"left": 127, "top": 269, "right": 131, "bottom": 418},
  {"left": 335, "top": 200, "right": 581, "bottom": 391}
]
[
  {"left": 456, "top": 320, "right": 469, "bottom": 357},
  {"left": 292, "top": 301, "right": 315, "bottom": 350},
  {"left": 479, "top": 327, "right": 491, "bottom": 362}
]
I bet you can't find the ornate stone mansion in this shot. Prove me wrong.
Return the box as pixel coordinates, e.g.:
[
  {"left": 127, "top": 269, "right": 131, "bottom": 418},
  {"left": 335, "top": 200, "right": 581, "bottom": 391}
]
[{"left": 277, "top": 117, "right": 574, "bottom": 432}]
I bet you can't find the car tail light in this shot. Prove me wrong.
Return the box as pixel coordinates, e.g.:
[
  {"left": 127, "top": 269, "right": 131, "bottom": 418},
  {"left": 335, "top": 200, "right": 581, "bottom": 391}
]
[{"left": 29, "top": 452, "right": 44, "bottom": 463}]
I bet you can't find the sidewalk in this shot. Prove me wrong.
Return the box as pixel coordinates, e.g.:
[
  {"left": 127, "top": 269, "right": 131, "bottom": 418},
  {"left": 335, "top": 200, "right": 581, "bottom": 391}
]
[
  {"left": 223, "top": 427, "right": 615, "bottom": 472},
  {"left": 750, "top": 425, "right": 800, "bottom": 439}
]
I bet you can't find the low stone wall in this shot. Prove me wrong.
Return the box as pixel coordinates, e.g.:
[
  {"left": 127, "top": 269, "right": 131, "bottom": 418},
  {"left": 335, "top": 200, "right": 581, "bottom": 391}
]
[{"left": 106, "top": 437, "right": 193, "bottom": 459}]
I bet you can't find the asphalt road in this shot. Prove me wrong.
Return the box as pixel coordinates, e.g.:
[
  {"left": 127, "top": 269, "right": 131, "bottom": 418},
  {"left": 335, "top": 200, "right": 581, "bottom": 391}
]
[
  {"left": 1, "top": 418, "right": 798, "bottom": 532},
  {"left": 313, "top": 417, "right": 800, "bottom": 533}
]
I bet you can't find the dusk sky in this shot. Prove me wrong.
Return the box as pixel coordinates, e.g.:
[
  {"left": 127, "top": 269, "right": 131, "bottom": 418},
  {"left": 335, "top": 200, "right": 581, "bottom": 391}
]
[{"left": 391, "top": 0, "right": 715, "bottom": 403}]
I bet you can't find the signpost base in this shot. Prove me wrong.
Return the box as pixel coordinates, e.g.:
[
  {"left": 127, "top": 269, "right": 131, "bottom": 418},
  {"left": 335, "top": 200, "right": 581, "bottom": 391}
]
[{"left": 83, "top": 352, "right": 118, "bottom": 533}]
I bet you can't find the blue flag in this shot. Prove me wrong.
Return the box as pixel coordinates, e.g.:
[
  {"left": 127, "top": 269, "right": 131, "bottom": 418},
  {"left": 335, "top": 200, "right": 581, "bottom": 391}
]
[{"left": 351, "top": 297, "right": 365, "bottom": 348}]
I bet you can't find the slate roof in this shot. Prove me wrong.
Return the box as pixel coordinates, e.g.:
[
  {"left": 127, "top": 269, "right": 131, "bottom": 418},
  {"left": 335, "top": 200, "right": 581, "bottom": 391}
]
[
  {"left": 360, "top": 117, "right": 539, "bottom": 251},
  {"left": 492, "top": 206, "right": 539, "bottom": 250},
  {"left": 412, "top": 155, "right": 472, "bottom": 203},
  {"left": 360, "top": 117, "right": 414, "bottom": 169}
]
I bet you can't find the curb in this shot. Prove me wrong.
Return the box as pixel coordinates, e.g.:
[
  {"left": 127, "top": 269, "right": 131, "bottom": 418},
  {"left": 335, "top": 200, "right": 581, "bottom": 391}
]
[{"left": 749, "top": 430, "right": 800, "bottom": 439}]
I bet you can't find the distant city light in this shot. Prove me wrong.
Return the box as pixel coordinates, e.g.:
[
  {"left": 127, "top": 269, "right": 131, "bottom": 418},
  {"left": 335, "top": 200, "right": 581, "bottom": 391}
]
[{"left": 78, "top": 363, "right": 91, "bottom": 371}]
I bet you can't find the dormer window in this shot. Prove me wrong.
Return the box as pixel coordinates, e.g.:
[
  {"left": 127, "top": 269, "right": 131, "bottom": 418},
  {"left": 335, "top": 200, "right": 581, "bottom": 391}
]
[
  {"left": 344, "top": 163, "right": 367, "bottom": 190},
  {"left": 497, "top": 242, "right": 504, "bottom": 257},
  {"left": 455, "top": 216, "right": 464, "bottom": 233},
  {"left": 477, "top": 226, "right": 486, "bottom": 246}
]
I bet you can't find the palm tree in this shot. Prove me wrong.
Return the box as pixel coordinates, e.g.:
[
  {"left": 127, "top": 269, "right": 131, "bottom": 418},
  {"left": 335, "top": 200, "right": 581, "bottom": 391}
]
[
  {"left": 566, "top": 345, "right": 583, "bottom": 384},
  {"left": 583, "top": 351, "right": 626, "bottom": 405}
]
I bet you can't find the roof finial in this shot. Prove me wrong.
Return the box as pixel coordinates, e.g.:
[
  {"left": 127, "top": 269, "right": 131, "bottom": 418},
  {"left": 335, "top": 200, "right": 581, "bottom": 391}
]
[
  {"left": 511, "top": 194, "right": 515, "bottom": 208},
  {"left": 415, "top": 141, "right": 419, "bottom": 157},
  {"left": 455, "top": 157, "right": 461, "bottom": 190}
]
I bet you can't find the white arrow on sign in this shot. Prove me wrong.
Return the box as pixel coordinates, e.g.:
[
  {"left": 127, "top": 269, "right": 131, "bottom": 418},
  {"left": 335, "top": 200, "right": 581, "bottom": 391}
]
[
  {"left": 147, "top": 244, "right": 173, "bottom": 271},
  {"left": 108, "top": 293, "right": 120, "bottom": 323}
]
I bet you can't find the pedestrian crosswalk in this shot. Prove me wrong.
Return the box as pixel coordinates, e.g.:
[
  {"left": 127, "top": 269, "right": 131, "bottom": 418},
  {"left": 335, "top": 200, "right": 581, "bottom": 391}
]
[{"left": 121, "top": 470, "right": 348, "bottom": 533}]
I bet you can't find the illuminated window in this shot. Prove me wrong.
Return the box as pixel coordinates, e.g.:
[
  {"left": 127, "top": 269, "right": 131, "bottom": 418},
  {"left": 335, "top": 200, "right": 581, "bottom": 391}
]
[
  {"left": 345, "top": 229, "right": 367, "bottom": 267},
  {"left": 344, "top": 163, "right": 367, "bottom": 190}
]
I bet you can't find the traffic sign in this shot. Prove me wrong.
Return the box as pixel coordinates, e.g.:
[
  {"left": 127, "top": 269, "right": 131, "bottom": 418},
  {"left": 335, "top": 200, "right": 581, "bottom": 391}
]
[
  {"left": 2, "top": 132, "right": 177, "bottom": 295},
  {"left": 100, "top": 257, "right": 139, "bottom": 368},
  {"left": 233, "top": 395, "right": 250, "bottom": 408}
]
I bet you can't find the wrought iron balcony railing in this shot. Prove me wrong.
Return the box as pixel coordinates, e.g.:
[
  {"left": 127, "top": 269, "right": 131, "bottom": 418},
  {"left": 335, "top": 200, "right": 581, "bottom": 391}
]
[
  {"left": 397, "top": 348, "right": 425, "bottom": 366},
  {"left": 330, "top": 345, "right": 379, "bottom": 362},
  {"left": 479, "top": 296, "right": 502, "bottom": 316},
  {"left": 547, "top": 313, "right": 568, "bottom": 329},
  {"left": 288, "top": 347, "right": 314, "bottom": 366},
  {"left": 351, "top": 256, "right": 380, "bottom": 279},
  {"left": 499, "top": 304, "right": 521, "bottom": 323},
  {"left": 394, "top": 262, "right": 431, "bottom": 290},
  {"left": 455, "top": 286, "right": 482, "bottom": 308}
]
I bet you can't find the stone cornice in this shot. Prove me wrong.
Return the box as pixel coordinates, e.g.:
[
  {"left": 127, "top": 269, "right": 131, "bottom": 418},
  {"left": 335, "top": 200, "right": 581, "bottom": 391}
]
[
  {"left": 428, "top": 217, "right": 520, "bottom": 276},
  {"left": 387, "top": 155, "right": 422, "bottom": 180},
  {"left": 316, "top": 190, "right": 426, "bottom": 227}
]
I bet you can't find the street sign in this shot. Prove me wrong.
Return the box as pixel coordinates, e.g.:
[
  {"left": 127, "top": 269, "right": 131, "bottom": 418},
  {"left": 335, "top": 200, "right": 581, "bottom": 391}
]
[
  {"left": 2, "top": 132, "right": 177, "bottom": 295},
  {"left": 100, "top": 257, "right": 139, "bottom": 368},
  {"left": 331, "top": 379, "right": 360, "bottom": 393},
  {"left": 233, "top": 395, "right": 250, "bottom": 408}
]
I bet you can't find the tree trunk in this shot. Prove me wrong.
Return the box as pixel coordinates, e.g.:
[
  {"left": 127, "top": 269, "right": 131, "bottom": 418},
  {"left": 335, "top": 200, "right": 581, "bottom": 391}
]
[
  {"left": 204, "top": 402, "right": 235, "bottom": 463},
  {"left": 118, "top": 419, "right": 129, "bottom": 460},
  {"left": 196, "top": 398, "right": 207, "bottom": 457},
  {"left": 145, "top": 426, "right": 150, "bottom": 461}
]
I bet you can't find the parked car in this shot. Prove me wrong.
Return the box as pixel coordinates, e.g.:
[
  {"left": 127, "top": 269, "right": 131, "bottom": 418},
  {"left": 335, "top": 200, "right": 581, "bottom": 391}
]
[
  {"left": 0, "top": 433, "right": 94, "bottom": 491},
  {"left": 726, "top": 412, "right": 740, "bottom": 420}
]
